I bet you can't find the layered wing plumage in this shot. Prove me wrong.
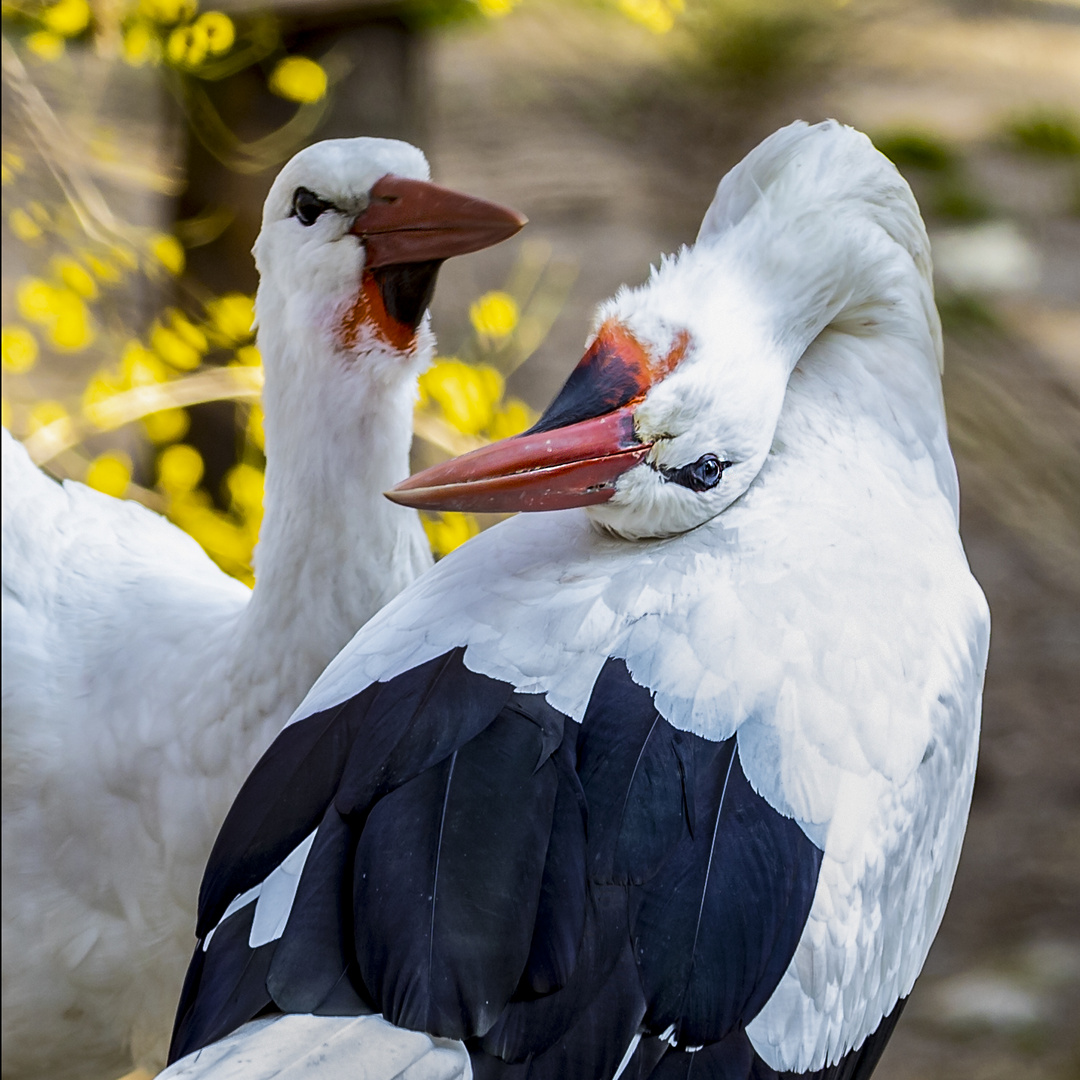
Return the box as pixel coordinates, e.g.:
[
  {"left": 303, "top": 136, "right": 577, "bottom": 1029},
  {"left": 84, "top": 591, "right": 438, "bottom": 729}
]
[{"left": 173, "top": 651, "right": 826, "bottom": 1078}]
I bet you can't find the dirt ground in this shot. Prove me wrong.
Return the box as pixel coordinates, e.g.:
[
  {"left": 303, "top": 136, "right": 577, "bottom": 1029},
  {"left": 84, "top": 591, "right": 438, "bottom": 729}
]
[{"left": 424, "top": 3, "right": 1080, "bottom": 1077}]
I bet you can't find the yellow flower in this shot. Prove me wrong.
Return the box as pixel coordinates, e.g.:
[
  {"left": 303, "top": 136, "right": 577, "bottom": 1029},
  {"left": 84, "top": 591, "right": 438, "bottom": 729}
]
[
  {"left": 1, "top": 326, "right": 38, "bottom": 373},
  {"left": 121, "top": 340, "right": 168, "bottom": 386},
  {"left": 43, "top": 0, "right": 91, "bottom": 36},
  {"left": 158, "top": 443, "right": 204, "bottom": 492},
  {"left": 246, "top": 404, "right": 265, "bottom": 449},
  {"left": 139, "top": 0, "right": 196, "bottom": 24},
  {"left": 488, "top": 397, "right": 535, "bottom": 440},
  {"left": 151, "top": 323, "right": 201, "bottom": 370},
  {"left": 143, "top": 407, "right": 190, "bottom": 443},
  {"left": 166, "top": 21, "right": 208, "bottom": 66},
  {"left": 268, "top": 56, "right": 327, "bottom": 104},
  {"left": 476, "top": 0, "right": 518, "bottom": 16},
  {"left": 26, "top": 31, "right": 65, "bottom": 60},
  {"left": 2, "top": 151, "right": 25, "bottom": 173},
  {"left": 82, "top": 371, "right": 123, "bottom": 427},
  {"left": 233, "top": 344, "right": 262, "bottom": 367},
  {"left": 86, "top": 452, "right": 132, "bottom": 498},
  {"left": 150, "top": 233, "right": 185, "bottom": 275},
  {"left": 226, "top": 462, "right": 263, "bottom": 512},
  {"left": 419, "top": 359, "right": 504, "bottom": 436},
  {"left": 421, "top": 511, "right": 479, "bottom": 559},
  {"left": 196, "top": 11, "right": 233, "bottom": 55},
  {"left": 167, "top": 495, "right": 254, "bottom": 577},
  {"left": 10, "top": 209, "right": 43, "bottom": 242},
  {"left": 617, "top": 0, "right": 683, "bottom": 35},
  {"left": 50, "top": 310, "right": 93, "bottom": 350},
  {"left": 16, "top": 278, "right": 57, "bottom": 322},
  {"left": 16, "top": 279, "right": 93, "bottom": 351},
  {"left": 168, "top": 309, "right": 209, "bottom": 352},
  {"left": 48, "top": 292, "right": 94, "bottom": 351},
  {"left": 122, "top": 22, "right": 157, "bottom": 65},
  {"left": 469, "top": 291, "right": 519, "bottom": 341},
  {"left": 28, "top": 400, "right": 68, "bottom": 433},
  {"left": 52, "top": 256, "right": 98, "bottom": 299},
  {"left": 207, "top": 293, "right": 255, "bottom": 343}
]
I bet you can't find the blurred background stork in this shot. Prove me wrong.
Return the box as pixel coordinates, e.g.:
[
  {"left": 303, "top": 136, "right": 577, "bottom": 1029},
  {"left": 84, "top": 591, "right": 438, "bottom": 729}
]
[{"left": 1, "top": 1, "right": 1077, "bottom": 1078}]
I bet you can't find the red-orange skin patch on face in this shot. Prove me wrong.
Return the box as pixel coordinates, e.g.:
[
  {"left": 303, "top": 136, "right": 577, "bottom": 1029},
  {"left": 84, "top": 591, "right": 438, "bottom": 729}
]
[
  {"left": 589, "top": 320, "right": 689, "bottom": 402},
  {"left": 527, "top": 320, "right": 691, "bottom": 437},
  {"left": 338, "top": 270, "right": 415, "bottom": 354}
]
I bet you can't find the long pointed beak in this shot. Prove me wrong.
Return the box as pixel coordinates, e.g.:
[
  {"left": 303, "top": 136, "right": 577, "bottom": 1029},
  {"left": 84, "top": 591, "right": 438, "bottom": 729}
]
[
  {"left": 387, "top": 322, "right": 687, "bottom": 513},
  {"left": 388, "top": 405, "right": 650, "bottom": 512},
  {"left": 352, "top": 176, "right": 527, "bottom": 267}
]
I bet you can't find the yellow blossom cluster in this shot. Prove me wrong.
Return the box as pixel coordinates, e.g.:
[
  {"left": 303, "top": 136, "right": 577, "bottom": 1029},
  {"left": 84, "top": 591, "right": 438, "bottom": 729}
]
[
  {"left": 23, "top": 0, "right": 89, "bottom": 59},
  {"left": 421, "top": 511, "right": 481, "bottom": 560},
  {"left": 16, "top": 276, "right": 95, "bottom": 351},
  {"left": 469, "top": 290, "right": 519, "bottom": 342},
  {"left": 12, "top": 0, "right": 329, "bottom": 104},
  {"left": 418, "top": 358, "right": 535, "bottom": 442},
  {"left": 165, "top": 10, "right": 234, "bottom": 67},
  {"left": 1, "top": 326, "right": 39, "bottom": 373},
  {"left": 86, "top": 451, "right": 133, "bottom": 498},
  {"left": 617, "top": 0, "right": 685, "bottom": 35},
  {"left": 474, "top": 0, "right": 520, "bottom": 18},
  {"left": 268, "top": 56, "right": 328, "bottom": 104},
  {"left": 415, "top": 349, "right": 535, "bottom": 559},
  {"left": 156, "top": 440, "right": 262, "bottom": 584}
]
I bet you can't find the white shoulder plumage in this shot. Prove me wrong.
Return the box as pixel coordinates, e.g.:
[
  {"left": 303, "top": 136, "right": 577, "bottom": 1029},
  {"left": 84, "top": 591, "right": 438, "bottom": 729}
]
[
  {"left": 159, "top": 1015, "right": 470, "bottom": 1080},
  {"left": 2, "top": 428, "right": 249, "bottom": 751}
]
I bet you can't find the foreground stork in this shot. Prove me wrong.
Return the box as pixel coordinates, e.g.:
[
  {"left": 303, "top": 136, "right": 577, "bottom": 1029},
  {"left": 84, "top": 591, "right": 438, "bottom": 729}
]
[
  {"left": 2, "top": 138, "right": 523, "bottom": 1080},
  {"left": 163, "top": 121, "right": 989, "bottom": 1080}
]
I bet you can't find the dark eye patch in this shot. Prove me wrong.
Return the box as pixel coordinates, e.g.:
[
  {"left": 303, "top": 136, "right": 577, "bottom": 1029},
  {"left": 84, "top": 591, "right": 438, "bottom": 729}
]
[
  {"left": 292, "top": 187, "right": 334, "bottom": 226},
  {"left": 659, "top": 454, "right": 731, "bottom": 492}
]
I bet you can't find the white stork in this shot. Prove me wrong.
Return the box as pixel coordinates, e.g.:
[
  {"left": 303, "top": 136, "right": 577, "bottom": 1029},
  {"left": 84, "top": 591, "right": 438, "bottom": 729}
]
[
  {"left": 1, "top": 137, "right": 524, "bottom": 1080},
  {"left": 160, "top": 120, "right": 989, "bottom": 1080}
]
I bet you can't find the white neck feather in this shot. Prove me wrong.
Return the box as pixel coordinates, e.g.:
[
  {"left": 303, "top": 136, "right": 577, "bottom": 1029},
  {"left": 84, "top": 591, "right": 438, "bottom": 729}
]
[{"left": 220, "top": 285, "right": 432, "bottom": 742}]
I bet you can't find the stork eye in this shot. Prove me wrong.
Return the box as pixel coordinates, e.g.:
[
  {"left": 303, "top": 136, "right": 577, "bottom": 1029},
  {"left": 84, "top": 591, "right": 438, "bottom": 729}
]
[
  {"left": 661, "top": 454, "right": 731, "bottom": 492},
  {"left": 292, "top": 187, "right": 333, "bottom": 226}
]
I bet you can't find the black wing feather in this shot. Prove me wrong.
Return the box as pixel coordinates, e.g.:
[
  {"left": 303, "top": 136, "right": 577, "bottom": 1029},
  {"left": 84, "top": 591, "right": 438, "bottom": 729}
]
[
  {"left": 335, "top": 647, "right": 515, "bottom": 816},
  {"left": 631, "top": 739, "right": 823, "bottom": 1046},
  {"left": 472, "top": 931, "right": 646, "bottom": 1080},
  {"left": 197, "top": 691, "right": 372, "bottom": 935},
  {"left": 266, "top": 805, "right": 368, "bottom": 1015},
  {"left": 169, "top": 903, "right": 275, "bottom": 1062},
  {"left": 476, "top": 883, "right": 634, "bottom": 1063},
  {"left": 578, "top": 659, "right": 692, "bottom": 885},
  {"left": 353, "top": 707, "right": 560, "bottom": 1039},
  {"left": 513, "top": 734, "right": 588, "bottom": 999}
]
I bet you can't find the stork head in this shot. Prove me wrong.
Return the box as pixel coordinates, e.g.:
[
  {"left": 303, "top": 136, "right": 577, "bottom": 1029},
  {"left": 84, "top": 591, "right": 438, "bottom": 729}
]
[
  {"left": 254, "top": 138, "right": 525, "bottom": 386},
  {"left": 386, "top": 277, "right": 785, "bottom": 540}
]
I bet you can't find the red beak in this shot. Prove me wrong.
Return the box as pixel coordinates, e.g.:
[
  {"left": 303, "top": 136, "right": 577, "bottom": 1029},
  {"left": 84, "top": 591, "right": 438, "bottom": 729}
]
[
  {"left": 351, "top": 176, "right": 527, "bottom": 267},
  {"left": 387, "top": 323, "right": 688, "bottom": 513}
]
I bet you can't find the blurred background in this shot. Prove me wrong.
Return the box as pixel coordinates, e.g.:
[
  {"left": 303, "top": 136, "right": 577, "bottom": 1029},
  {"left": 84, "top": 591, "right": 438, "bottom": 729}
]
[{"left": 2, "top": 0, "right": 1077, "bottom": 1076}]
